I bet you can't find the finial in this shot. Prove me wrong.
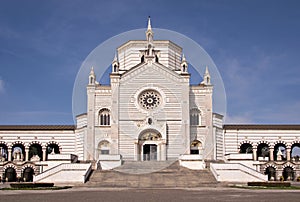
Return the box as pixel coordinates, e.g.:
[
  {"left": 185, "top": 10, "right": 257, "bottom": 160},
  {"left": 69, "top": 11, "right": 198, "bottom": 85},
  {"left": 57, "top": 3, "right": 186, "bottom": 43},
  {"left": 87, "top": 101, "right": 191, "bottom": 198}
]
[
  {"left": 205, "top": 65, "right": 209, "bottom": 74},
  {"left": 146, "top": 16, "right": 154, "bottom": 42},
  {"left": 113, "top": 52, "right": 118, "bottom": 62},
  {"left": 147, "top": 16, "right": 152, "bottom": 31},
  {"left": 182, "top": 53, "right": 186, "bottom": 62},
  {"left": 89, "top": 66, "right": 96, "bottom": 85},
  {"left": 201, "top": 66, "right": 211, "bottom": 85},
  {"left": 90, "top": 66, "right": 95, "bottom": 75}
]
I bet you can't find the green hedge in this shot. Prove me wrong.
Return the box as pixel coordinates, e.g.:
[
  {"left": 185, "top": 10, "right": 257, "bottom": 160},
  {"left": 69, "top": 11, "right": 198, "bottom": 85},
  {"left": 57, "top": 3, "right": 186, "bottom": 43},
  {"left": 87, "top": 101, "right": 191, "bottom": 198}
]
[
  {"left": 248, "top": 182, "right": 291, "bottom": 187},
  {"left": 10, "top": 182, "right": 54, "bottom": 188}
]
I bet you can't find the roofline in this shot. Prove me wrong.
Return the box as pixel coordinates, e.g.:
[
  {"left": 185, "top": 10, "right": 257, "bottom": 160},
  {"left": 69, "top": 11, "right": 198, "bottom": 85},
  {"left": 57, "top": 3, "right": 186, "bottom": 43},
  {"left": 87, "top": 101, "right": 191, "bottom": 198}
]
[
  {"left": 224, "top": 124, "right": 300, "bottom": 130},
  {"left": 0, "top": 125, "right": 76, "bottom": 131},
  {"left": 117, "top": 40, "right": 182, "bottom": 51}
]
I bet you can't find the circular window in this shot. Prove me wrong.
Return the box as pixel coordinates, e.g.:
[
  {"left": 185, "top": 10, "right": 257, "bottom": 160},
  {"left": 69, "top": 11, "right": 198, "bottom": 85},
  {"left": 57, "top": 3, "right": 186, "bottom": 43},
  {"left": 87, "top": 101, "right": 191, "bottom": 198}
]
[{"left": 139, "top": 90, "right": 161, "bottom": 110}]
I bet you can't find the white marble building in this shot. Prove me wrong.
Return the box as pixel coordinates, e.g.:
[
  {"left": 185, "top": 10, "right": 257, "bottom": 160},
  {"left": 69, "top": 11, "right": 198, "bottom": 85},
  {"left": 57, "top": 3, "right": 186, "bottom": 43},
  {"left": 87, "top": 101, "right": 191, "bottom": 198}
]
[
  {"left": 0, "top": 18, "right": 299, "bottom": 183},
  {"left": 76, "top": 18, "right": 214, "bottom": 166}
]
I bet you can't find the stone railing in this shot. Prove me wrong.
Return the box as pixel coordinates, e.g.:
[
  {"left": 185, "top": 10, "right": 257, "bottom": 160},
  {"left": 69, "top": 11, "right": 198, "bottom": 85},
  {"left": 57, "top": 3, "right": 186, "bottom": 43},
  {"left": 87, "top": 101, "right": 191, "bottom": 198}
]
[
  {"left": 179, "top": 154, "right": 203, "bottom": 160},
  {"left": 34, "top": 163, "right": 91, "bottom": 182},
  {"left": 210, "top": 164, "right": 220, "bottom": 181},
  {"left": 225, "top": 153, "right": 253, "bottom": 160},
  {"left": 210, "top": 163, "right": 267, "bottom": 182},
  {"left": 98, "top": 154, "right": 121, "bottom": 161}
]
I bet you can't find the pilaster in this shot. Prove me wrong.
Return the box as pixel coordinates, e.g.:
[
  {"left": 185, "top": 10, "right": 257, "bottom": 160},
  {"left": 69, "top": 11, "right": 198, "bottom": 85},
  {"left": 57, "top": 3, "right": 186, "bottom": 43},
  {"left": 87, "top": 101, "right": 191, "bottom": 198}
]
[{"left": 110, "top": 74, "right": 120, "bottom": 155}]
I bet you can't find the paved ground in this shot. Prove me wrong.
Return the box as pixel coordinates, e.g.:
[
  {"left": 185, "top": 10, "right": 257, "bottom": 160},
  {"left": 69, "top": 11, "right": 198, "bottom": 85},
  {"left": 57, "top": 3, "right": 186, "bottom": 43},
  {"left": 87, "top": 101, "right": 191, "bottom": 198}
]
[{"left": 1, "top": 187, "right": 300, "bottom": 202}]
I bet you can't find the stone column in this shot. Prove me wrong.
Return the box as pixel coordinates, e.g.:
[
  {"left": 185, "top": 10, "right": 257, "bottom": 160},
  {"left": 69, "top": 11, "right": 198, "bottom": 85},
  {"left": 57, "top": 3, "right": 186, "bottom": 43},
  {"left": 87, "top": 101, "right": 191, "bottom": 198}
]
[
  {"left": 8, "top": 148, "right": 12, "bottom": 161},
  {"left": 157, "top": 144, "right": 160, "bottom": 161},
  {"left": 134, "top": 142, "right": 138, "bottom": 161},
  {"left": 269, "top": 148, "right": 274, "bottom": 161},
  {"left": 161, "top": 143, "right": 166, "bottom": 161},
  {"left": 252, "top": 148, "right": 257, "bottom": 161},
  {"left": 141, "top": 145, "right": 144, "bottom": 161},
  {"left": 25, "top": 147, "right": 29, "bottom": 161},
  {"left": 42, "top": 147, "right": 47, "bottom": 161},
  {"left": 286, "top": 148, "right": 291, "bottom": 161}
]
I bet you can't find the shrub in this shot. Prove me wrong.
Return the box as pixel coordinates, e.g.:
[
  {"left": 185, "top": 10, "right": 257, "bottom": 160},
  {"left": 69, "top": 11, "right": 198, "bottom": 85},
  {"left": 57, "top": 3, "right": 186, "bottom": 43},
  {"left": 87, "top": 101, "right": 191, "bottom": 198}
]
[
  {"left": 10, "top": 182, "right": 54, "bottom": 189},
  {"left": 248, "top": 181, "right": 290, "bottom": 187}
]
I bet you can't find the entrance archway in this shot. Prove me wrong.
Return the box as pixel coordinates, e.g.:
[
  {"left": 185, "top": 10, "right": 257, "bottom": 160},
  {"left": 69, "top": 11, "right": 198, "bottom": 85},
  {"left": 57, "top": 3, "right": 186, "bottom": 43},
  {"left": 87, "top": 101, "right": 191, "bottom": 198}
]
[
  {"left": 4, "top": 167, "right": 16, "bottom": 182},
  {"left": 143, "top": 144, "right": 157, "bottom": 161},
  {"left": 138, "top": 129, "right": 164, "bottom": 161},
  {"left": 283, "top": 166, "right": 294, "bottom": 181},
  {"left": 264, "top": 166, "right": 276, "bottom": 181},
  {"left": 190, "top": 140, "right": 202, "bottom": 155},
  {"left": 22, "top": 167, "right": 34, "bottom": 182}
]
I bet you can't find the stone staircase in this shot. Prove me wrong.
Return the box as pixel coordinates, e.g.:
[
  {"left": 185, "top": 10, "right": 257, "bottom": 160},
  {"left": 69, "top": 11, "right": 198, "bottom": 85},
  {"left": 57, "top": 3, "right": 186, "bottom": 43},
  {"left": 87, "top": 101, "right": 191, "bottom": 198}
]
[
  {"left": 114, "top": 160, "right": 175, "bottom": 174},
  {"left": 85, "top": 161, "right": 218, "bottom": 188}
]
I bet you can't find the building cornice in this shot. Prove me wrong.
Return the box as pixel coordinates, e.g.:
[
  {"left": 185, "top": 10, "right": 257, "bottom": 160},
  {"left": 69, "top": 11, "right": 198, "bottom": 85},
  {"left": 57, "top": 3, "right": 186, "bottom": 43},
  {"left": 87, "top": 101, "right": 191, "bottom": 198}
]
[
  {"left": 224, "top": 124, "right": 300, "bottom": 130},
  {"left": 0, "top": 125, "right": 75, "bottom": 131}
]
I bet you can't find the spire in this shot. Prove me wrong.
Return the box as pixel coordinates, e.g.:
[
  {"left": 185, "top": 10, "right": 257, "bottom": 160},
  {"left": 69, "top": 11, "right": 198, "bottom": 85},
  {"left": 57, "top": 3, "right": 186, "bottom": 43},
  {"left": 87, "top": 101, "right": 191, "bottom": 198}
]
[
  {"left": 146, "top": 16, "right": 154, "bottom": 43},
  {"left": 89, "top": 66, "right": 96, "bottom": 85},
  {"left": 89, "top": 66, "right": 95, "bottom": 76},
  {"left": 201, "top": 66, "right": 211, "bottom": 85},
  {"left": 113, "top": 52, "right": 118, "bottom": 63},
  {"left": 147, "top": 16, "right": 152, "bottom": 31},
  {"left": 182, "top": 54, "right": 186, "bottom": 62},
  {"left": 181, "top": 53, "right": 188, "bottom": 73},
  {"left": 112, "top": 53, "right": 119, "bottom": 73}
]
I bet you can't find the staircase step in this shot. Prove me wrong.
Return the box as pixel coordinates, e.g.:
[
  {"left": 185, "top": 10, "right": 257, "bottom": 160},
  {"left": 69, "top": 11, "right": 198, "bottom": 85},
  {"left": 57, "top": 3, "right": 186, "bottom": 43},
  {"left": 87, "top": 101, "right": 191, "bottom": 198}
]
[
  {"left": 114, "top": 160, "right": 175, "bottom": 174},
  {"left": 84, "top": 161, "right": 218, "bottom": 188}
]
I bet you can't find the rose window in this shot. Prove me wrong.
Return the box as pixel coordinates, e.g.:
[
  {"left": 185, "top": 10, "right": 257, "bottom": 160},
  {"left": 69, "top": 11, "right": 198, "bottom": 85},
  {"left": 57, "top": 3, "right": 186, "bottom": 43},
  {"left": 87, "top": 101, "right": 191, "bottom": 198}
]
[{"left": 139, "top": 90, "right": 161, "bottom": 110}]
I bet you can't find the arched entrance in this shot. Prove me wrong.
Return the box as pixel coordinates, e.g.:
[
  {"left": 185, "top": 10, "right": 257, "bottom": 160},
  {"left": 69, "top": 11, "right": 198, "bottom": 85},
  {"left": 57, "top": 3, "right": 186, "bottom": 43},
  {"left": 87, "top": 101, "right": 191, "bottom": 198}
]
[
  {"left": 22, "top": 167, "right": 34, "bottom": 182},
  {"left": 283, "top": 166, "right": 294, "bottom": 181},
  {"left": 98, "top": 140, "right": 110, "bottom": 156},
  {"left": 138, "top": 130, "right": 164, "bottom": 161},
  {"left": 190, "top": 140, "right": 203, "bottom": 155},
  {"left": 264, "top": 166, "right": 276, "bottom": 181},
  {"left": 4, "top": 167, "right": 16, "bottom": 182},
  {"left": 143, "top": 144, "right": 157, "bottom": 161}
]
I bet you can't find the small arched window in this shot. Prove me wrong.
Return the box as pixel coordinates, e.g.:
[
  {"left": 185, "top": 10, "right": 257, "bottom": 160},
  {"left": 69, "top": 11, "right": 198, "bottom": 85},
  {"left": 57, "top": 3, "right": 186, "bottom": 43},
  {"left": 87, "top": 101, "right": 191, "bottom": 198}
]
[
  {"left": 190, "top": 108, "right": 201, "bottom": 126},
  {"left": 99, "top": 108, "right": 110, "bottom": 126}
]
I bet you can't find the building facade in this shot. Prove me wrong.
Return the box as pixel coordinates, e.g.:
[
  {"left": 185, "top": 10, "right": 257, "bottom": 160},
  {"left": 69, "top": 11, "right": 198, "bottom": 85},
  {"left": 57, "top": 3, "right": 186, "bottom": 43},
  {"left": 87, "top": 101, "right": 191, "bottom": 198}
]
[
  {"left": 76, "top": 18, "right": 214, "bottom": 164},
  {"left": 0, "top": 18, "right": 299, "bottom": 183}
]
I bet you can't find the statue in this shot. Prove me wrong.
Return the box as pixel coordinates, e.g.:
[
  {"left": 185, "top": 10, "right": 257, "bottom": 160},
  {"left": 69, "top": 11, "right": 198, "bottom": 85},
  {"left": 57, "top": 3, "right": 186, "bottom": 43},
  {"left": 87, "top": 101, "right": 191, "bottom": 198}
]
[
  {"left": 30, "top": 155, "right": 40, "bottom": 162},
  {"left": 13, "top": 149, "right": 24, "bottom": 161},
  {"left": 277, "top": 149, "right": 283, "bottom": 161}
]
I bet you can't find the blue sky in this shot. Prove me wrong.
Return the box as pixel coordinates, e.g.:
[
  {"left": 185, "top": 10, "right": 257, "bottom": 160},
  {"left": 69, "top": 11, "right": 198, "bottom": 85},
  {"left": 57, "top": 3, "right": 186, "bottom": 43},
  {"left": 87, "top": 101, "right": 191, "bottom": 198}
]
[{"left": 0, "top": 0, "right": 299, "bottom": 125}]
